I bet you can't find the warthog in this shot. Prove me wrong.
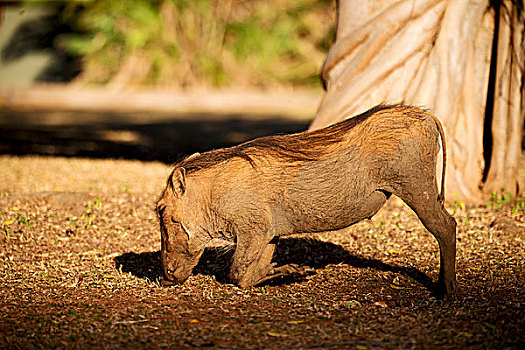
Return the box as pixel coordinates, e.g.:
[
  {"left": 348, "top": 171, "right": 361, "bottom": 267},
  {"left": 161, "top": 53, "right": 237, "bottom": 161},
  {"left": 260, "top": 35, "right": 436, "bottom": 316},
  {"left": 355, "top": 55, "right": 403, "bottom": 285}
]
[{"left": 156, "top": 104, "right": 457, "bottom": 298}]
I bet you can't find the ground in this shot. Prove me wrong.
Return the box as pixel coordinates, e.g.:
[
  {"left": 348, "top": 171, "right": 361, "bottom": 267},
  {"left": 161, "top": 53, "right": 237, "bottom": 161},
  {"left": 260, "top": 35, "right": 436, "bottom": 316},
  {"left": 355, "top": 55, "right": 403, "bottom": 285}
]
[{"left": 0, "top": 155, "right": 524, "bottom": 349}]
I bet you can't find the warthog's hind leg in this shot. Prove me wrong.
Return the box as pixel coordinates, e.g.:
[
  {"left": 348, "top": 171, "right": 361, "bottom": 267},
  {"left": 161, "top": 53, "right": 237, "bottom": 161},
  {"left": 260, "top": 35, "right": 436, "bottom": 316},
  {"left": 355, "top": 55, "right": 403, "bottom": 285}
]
[
  {"left": 394, "top": 184, "right": 457, "bottom": 299},
  {"left": 253, "top": 262, "right": 313, "bottom": 286}
]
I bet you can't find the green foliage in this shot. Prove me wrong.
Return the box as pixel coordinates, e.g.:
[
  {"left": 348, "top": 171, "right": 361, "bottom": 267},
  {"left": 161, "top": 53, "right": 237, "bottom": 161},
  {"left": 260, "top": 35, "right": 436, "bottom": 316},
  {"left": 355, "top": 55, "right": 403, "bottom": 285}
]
[
  {"left": 450, "top": 193, "right": 466, "bottom": 216},
  {"left": 82, "top": 198, "right": 102, "bottom": 230},
  {"left": 56, "top": 0, "right": 335, "bottom": 88},
  {"left": 16, "top": 213, "right": 32, "bottom": 228},
  {"left": 487, "top": 189, "right": 525, "bottom": 214}
]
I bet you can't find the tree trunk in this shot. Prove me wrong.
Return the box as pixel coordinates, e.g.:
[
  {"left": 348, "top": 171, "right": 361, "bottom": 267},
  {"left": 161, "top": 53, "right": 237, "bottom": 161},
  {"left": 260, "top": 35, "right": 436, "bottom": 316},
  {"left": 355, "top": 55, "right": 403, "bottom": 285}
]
[{"left": 310, "top": 0, "right": 524, "bottom": 203}]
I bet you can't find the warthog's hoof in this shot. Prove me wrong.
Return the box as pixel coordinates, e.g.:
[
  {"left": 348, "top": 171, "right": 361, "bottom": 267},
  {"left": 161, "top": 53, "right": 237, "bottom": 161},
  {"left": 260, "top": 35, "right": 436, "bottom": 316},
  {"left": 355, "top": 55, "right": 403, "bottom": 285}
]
[{"left": 432, "top": 280, "right": 457, "bottom": 300}]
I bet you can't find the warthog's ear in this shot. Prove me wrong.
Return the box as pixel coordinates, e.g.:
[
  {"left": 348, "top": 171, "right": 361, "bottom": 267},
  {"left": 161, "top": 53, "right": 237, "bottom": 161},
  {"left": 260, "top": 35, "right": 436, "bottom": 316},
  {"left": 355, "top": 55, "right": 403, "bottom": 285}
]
[
  {"left": 186, "top": 152, "right": 200, "bottom": 161},
  {"left": 170, "top": 167, "right": 186, "bottom": 196}
]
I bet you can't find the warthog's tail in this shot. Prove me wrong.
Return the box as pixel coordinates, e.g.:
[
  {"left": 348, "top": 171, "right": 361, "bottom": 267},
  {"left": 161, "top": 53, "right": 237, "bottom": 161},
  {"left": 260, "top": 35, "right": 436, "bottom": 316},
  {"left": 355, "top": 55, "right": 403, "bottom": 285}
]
[{"left": 421, "top": 110, "right": 447, "bottom": 204}]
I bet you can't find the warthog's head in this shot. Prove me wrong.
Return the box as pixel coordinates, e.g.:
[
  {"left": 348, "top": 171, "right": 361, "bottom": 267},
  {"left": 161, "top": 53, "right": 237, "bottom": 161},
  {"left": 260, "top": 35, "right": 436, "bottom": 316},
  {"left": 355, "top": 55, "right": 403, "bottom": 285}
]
[{"left": 156, "top": 167, "right": 206, "bottom": 286}]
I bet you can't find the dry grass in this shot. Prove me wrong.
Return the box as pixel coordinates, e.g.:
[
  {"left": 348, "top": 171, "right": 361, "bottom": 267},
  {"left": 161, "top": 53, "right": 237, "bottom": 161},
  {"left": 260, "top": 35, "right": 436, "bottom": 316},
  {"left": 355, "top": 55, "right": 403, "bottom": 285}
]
[{"left": 1, "top": 155, "right": 524, "bottom": 349}]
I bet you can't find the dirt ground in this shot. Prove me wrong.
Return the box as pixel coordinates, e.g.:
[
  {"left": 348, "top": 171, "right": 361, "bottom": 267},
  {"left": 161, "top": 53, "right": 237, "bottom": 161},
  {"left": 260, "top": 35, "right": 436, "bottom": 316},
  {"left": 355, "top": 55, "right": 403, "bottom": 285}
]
[{"left": 0, "top": 154, "right": 524, "bottom": 349}]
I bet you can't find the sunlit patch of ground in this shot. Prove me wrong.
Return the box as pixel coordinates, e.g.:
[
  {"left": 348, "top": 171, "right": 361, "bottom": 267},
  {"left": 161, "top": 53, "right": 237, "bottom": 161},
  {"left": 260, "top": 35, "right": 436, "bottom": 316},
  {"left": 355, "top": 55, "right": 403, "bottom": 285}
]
[{"left": 1, "top": 155, "right": 523, "bottom": 349}]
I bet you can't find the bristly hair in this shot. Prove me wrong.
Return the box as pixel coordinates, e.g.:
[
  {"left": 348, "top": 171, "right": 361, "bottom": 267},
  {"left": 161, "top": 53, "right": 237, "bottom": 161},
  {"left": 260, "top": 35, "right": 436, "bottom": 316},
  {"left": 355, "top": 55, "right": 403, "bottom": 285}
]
[{"left": 175, "top": 104, "right": 405, "bottom": 174}]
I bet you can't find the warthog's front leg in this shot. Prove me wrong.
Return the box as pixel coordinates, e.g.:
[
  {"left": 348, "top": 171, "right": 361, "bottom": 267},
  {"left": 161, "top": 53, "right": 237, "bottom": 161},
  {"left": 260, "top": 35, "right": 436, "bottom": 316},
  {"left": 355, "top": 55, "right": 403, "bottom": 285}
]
[{"left": 229, "top": 236, "right": 309, "bottom": 287}]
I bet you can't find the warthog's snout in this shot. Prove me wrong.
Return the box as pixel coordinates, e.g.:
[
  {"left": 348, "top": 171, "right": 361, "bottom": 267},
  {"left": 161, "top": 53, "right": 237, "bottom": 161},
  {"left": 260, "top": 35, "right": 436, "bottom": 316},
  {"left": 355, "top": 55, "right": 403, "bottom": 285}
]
[
  {"left": 161, "top": 274, "right": 189, "bottom": 286},
  {"left": 160, "top": 277, "right": 177, "bottom": 287},
  {"left": 161, "top": 265, "right": 192, "bottom": 287}
]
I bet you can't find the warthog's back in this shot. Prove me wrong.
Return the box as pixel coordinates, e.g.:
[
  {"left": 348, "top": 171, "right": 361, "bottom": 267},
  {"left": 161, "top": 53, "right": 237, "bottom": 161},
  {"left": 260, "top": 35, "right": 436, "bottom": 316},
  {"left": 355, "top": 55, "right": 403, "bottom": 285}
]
[{"left": 177, "top": 104, "right": 442, "bottom": 172}]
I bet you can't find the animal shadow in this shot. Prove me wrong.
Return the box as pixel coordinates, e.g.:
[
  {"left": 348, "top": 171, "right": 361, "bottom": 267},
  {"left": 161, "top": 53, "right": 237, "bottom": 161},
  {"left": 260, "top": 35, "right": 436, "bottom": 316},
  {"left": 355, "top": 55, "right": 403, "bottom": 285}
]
[
  {"left": 114, "top": 237, "right": 435, "bottom": 291},
  {"left": 114, "top": 251, "right": 163, "bottom": 283}
]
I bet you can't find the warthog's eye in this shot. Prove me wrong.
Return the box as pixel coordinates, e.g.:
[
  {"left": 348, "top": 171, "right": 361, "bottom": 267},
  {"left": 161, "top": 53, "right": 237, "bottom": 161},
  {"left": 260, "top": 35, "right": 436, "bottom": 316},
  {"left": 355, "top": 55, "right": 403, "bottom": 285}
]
[
  {"left": 170, "top": 218, "right": 192, "bottom": 239},
  {"left": 166, "top": 268, "right": 175, "bottom": 275}
]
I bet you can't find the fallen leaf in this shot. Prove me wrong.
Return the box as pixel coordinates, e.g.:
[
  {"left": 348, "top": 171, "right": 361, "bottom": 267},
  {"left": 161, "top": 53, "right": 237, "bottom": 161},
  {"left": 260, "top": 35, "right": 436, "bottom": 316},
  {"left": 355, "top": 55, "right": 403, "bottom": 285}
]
[
  {"left": 190, "top": 319, "right": 200, "bottom": 323},
  {"left": 340, "top": 300, "right": 361, "bottom": 309},
  {"left": 267, "top": 331, "right": 301, "bottom": 337},
  {"left": 470, "top": 267, "right": 482, "bottom": 271},
  {"left": 267, "top": 332, "right": 289, "bottom": 337},
  {"left": 10, "top": 207, "right": 20, "bottom": 211},
  {"left": 287, "top": 319, "right": 310, "bottom": 325},
  {"left": 3, "top": 220, "right": 14, "bottom": 226},
  {"left": 81, "top": 250, "right": 103, "bottom": 256},
  {"left": 388, "top": 250, "right": 401, "bottom": 254},
  {"left": 374, "top": 301, "right": 388, "bottom": 308},
  {"left": 356, "top": 345, "right": 368, "bottom": 350},
  {"left": 390, "top": 284, "right": 411, "bottom": 290},
  {"left": 113, "top": 319, "right": 149, "bottom": 325}
]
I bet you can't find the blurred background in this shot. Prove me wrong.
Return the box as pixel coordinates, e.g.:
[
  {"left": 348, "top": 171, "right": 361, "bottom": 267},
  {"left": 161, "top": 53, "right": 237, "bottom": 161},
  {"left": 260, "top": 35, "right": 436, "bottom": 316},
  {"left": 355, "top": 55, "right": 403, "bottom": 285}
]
[
  {"left": 1, "top": 0, "right": 523, "bottom": 203},
  {"left": 0, "top": 0, "right": 335, "bottom": 162},
  {"left": 1, "top": 0, "right": 335, "bottom": 88}
]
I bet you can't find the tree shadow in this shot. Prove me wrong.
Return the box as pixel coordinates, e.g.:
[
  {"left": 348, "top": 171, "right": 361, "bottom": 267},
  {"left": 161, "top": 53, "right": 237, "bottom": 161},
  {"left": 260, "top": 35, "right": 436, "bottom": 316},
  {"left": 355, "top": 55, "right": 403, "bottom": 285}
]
[
  {"left": 1, "top": 9, "right": 80, "bottom": 82},
  {"left": 0, "top": 111, "right": 309, "bottom": 164},
  {"left": 114, "top": 237, "right": 435, "bottom": 292}
]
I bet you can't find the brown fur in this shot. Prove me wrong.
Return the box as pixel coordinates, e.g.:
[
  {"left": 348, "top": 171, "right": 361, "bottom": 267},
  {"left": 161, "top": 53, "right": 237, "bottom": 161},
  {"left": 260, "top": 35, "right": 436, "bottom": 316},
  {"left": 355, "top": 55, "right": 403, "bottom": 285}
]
[
  {"left": 174, "top": 104, "right": 447, "bottom": 202},
  {"left": 157, "top": 104, "right": 456, "bottom": 299}
]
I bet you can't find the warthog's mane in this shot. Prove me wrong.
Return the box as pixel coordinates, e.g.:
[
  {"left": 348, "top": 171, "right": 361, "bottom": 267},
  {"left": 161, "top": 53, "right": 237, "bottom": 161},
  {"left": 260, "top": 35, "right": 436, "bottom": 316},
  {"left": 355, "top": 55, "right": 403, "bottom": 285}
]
[{"left": 175, "top": 104, "right": 410, "bottom": 174}]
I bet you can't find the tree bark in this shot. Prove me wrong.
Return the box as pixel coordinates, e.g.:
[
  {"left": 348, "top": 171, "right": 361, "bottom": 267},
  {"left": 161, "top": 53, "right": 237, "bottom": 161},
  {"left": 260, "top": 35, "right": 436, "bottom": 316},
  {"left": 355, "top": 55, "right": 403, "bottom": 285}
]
[
  {"left": 483, "top": 0, "right": 524, "bottom": 196},
  {"left": 310, "top": 0, "right": 524, "bottom": 203}
]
